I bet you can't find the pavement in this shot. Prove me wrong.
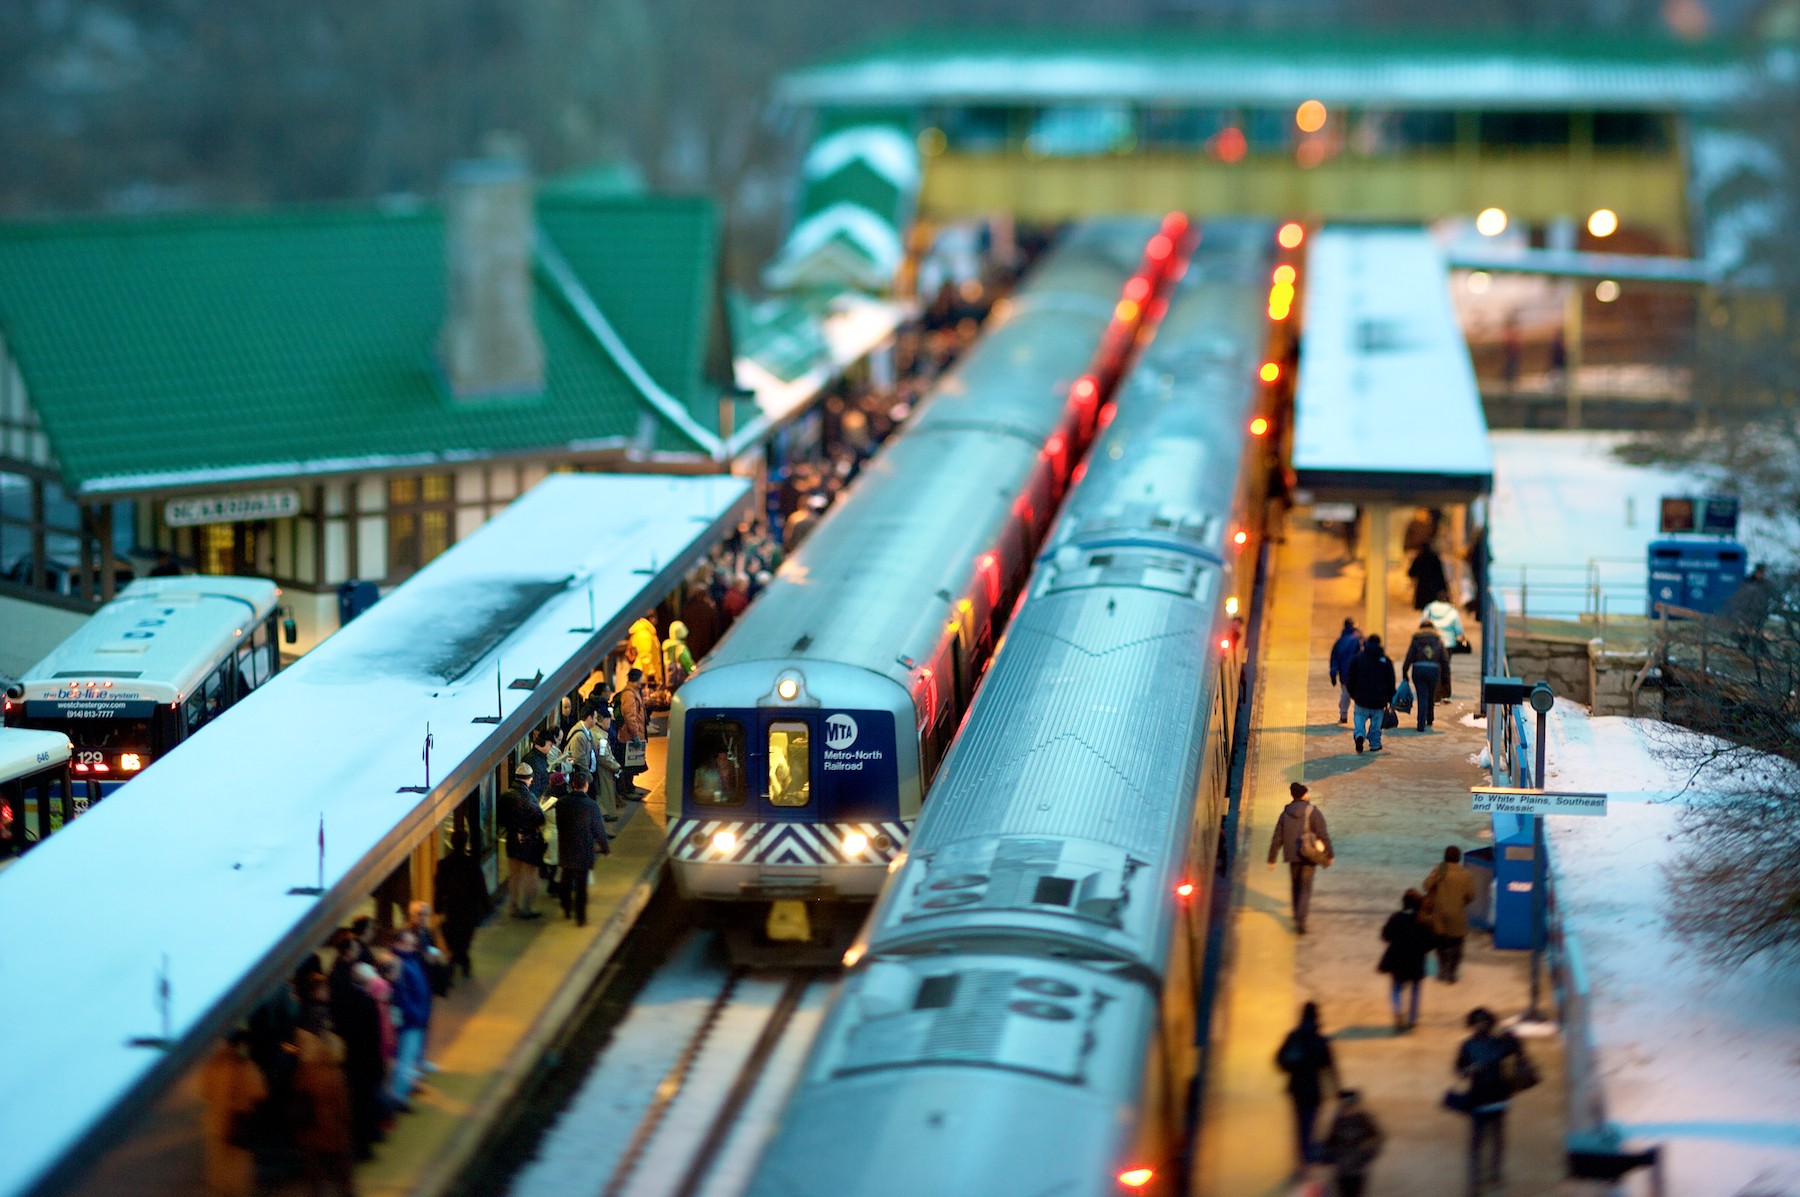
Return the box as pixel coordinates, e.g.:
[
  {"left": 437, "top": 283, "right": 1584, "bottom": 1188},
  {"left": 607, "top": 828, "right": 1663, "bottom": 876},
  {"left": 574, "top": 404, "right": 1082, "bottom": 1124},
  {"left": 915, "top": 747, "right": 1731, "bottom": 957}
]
[{"left": 1196, "top": 515, "right": 1570, "bottom": 1197}]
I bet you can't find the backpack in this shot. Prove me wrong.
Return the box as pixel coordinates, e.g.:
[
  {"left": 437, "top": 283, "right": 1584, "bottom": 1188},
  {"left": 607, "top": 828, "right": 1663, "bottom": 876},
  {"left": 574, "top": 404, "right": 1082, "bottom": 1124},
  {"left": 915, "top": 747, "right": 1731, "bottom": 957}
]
[{"left": 611, "top": 689, "right": 627, "bottom": 723}]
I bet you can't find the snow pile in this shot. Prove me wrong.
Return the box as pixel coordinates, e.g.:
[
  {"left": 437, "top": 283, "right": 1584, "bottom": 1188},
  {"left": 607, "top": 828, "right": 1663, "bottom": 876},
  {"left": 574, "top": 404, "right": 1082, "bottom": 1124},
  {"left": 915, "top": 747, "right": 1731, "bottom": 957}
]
[{"left": 1543, "top": 706, "right": 1800, "bottom": 1197}]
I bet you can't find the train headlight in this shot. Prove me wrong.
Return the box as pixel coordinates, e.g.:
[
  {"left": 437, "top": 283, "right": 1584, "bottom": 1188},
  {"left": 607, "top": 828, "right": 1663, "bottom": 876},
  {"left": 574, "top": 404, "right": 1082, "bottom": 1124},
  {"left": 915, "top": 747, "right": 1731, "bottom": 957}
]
[
  {"left": 842, "top": 832, "right": 869, "bottom": 857},
  {"left": 776, "top": 676, "right": 800, "bottom": 701},
  {"left": 711, "top": 830, "right": 738, "bottom": 853}
]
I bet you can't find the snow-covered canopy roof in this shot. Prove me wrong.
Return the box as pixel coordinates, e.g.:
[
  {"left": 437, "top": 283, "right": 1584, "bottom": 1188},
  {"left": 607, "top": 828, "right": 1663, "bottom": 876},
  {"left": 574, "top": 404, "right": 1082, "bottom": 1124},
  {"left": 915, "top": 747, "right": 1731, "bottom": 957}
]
[
  {"left": 1293, "top": 227, "right": 1493, "bottom": 500},
  {"left": 0, "top": 473, "right": 751, "bottom": 1197}
]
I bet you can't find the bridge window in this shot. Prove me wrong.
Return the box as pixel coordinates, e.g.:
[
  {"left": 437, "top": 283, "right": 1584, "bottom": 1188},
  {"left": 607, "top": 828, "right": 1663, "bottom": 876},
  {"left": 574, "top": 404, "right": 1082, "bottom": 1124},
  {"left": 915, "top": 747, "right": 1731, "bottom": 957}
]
[
  {"left": 935, "top": 106, "right": 1018, "bottom": 152},
  {"left": 1479, "top": 111, "right": 1571, "bottom": 149},
  {"left": 1140, "top": 107, "right": 1230, "bottom": 150},
  {"left": 1244, "top": 109, "right": 1295, "bottom": 153},
  {"left": 1593, "top": 111, "right": 1670, "bottom": 151},
  {"left": 1026, "top": 104, "right": 1132, "bottom": 157}
]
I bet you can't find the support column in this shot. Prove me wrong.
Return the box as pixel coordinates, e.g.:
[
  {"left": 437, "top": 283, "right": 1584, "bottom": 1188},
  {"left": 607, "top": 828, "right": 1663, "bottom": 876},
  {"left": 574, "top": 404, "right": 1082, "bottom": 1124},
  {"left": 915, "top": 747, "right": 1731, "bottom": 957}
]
[
  {"left": 98, "top": 504, "right": 117, "bottom": 601},
  {"left": 1363, "top": 501, "right": 1391, "bottom": 642},
  {"left": 1564, "top": 280, "right": 1585, "bottom": 430}
]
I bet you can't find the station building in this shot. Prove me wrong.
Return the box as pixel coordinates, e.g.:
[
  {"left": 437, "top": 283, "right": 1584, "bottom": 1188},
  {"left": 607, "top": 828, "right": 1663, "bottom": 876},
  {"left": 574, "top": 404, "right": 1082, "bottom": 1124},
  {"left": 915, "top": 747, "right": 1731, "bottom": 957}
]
[{"left": 0, "top": 160, "right": 899, "bottom": 667}]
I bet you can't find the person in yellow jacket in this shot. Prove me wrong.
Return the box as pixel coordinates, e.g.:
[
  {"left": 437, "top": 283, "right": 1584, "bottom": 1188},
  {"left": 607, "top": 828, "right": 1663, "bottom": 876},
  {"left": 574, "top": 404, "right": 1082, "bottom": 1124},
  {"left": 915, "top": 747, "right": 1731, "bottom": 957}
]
[{"left": 627, "top": 615, "right": 663, "bottom": 686}]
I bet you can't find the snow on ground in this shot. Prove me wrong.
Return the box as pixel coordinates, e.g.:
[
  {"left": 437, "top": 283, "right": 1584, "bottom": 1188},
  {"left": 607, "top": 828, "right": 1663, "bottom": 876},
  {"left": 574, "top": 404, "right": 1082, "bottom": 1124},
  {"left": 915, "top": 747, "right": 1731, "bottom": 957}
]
[
  {"left": 1542, "top": 704, "right": 1800, "bottom": 1197},
  {"left": 1488, "top": 431, "right": 1794, "bottom": 622}
]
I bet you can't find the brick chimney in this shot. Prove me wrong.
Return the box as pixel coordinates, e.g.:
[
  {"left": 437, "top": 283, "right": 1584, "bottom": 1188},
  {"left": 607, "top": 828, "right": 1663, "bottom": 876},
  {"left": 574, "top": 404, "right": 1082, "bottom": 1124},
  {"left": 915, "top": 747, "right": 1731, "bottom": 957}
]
[{"left": 440, "top": 150, "right": 545, "bottom": 400}]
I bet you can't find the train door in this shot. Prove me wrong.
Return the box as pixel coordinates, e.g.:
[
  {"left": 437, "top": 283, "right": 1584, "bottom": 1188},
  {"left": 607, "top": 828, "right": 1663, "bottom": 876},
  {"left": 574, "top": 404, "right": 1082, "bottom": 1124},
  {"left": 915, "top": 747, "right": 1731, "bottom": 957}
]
[{"left": 760, "top": 712, "right": 815, "bottom": 817}]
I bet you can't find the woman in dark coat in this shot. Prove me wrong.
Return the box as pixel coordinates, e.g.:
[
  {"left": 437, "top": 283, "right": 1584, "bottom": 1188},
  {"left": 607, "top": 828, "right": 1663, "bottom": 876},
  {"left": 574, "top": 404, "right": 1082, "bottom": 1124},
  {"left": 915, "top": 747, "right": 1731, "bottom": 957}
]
[
  {"left": 1275, "top": 1001, "right": 1339, "bottom": 1168},
  {"left": 1408, "top": 546, "right": 1448, "bottom": 611},
  {"left": 433, "top": 829, "right": 490, "bottom": 981},
  {"left": 1379, "top": 890, "right": 1436, "bottom": 1033}
]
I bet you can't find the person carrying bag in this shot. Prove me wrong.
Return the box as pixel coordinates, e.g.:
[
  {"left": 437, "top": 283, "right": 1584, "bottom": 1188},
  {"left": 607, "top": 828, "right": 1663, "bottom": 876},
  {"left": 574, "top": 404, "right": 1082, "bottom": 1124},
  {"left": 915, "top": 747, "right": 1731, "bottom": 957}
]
[{"left": 1267, "top": 782, "right": 1334, "bottom": 935}]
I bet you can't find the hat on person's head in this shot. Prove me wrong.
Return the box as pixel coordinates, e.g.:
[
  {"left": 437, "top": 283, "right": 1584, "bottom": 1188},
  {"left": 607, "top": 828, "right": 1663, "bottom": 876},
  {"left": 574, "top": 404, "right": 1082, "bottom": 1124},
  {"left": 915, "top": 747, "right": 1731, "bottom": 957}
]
[
  {"left": 1343, "top": 617, "right": 1355, "bottom": 630},
  {"left": 1290, "top": 781, "right": 1309, "bottom": 800},
  {"left": 514, "top": 762, "right": 534, "bottom": 779}
]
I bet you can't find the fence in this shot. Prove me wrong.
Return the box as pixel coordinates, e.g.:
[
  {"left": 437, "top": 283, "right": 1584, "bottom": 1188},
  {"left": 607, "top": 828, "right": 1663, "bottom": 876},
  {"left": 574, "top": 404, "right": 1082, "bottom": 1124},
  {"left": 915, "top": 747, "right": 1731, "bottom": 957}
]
[
  {"left": 1491, "top": 556, "right": 1644, "bottom": 633},
  {"left": 1483, "top": 588, "right": 1606, "bottom": 1141}
]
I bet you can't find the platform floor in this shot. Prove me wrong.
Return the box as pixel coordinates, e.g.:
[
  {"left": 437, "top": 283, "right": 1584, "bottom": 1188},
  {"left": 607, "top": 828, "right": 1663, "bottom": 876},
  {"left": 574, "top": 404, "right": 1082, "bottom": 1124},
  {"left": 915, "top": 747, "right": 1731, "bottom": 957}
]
[
  {"left": 348, "top": 739, "right": 673, "bottom": 1197},
  {"left": 1195, "top": 514, "right": 1568, "bottom": 1197}
]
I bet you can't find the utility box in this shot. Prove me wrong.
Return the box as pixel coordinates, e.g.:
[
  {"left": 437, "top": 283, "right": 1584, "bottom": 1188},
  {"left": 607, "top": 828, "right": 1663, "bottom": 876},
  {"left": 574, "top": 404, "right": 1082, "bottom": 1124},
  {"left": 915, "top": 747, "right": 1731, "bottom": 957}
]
[
  {"left": 337, "top": 580, "right": 380, "bottom": 626},
  {"left": 1647, "top": 538, "right": 1747, "bottom": 617},
  {"left": 1489, "top": 813, "right": 1541, "bottom": 950}
]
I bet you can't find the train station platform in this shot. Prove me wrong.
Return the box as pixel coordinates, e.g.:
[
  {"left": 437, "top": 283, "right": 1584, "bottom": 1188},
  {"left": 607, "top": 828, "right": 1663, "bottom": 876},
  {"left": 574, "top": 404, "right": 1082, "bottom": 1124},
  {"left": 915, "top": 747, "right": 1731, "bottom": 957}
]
[
  {"left": 348, "top": 739, "right": 673, "bottom": 1197},
  {"left": 1195, "top": 512, "right": 1568, "bottom": 1197}
]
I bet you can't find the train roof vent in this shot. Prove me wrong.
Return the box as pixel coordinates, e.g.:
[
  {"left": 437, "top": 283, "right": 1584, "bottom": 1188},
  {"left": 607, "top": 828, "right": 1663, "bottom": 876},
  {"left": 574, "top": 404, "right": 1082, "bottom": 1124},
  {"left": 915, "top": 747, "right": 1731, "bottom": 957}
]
[
  {"left": 831, "top": 964, "right": 1102, "bottom": 1083},
  {"left": 1067, "top": 503, "right": 1217, "bottom": 549},
  {"left": 791, "top": 634, "right": 812, "bottom": 654},
  {"left": 52, "top": 670, "right": 145, "bottom": 677},
  {"left": 1037, "top": 548, "right": 1211, "bottom": 601}
]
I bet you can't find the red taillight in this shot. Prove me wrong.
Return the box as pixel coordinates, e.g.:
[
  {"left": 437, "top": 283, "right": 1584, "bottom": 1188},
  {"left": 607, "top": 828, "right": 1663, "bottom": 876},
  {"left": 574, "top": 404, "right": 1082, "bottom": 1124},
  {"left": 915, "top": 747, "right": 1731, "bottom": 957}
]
[
  {"left": 1176, "top": 882, "right": 1196, "bottom": 898},
  {"left": 1278, "top": 222, "right": 1305, "bottom": 249},
  {"left": 1118, "top": 1167, "right": 1156, "bottom": 1190},
  {"left": 1146, "top": 233, "right": 1173, "bottom": 261},
  {"left": 1123, "top": 276, "right": 1151, "bottom": 304},
  {"left": 1233, "top": 530, "right": 1249, "bottom": 546}
]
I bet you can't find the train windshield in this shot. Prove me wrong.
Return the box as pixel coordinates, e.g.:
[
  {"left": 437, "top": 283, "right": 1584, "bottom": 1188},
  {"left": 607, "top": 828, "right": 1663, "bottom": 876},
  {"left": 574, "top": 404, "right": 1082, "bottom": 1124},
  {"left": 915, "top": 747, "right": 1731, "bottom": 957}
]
[
  {"left": 768, "top": 720, "right": 812, "bottom": 807},
  {"left": 690, "top": 717, "right": 748, "bottom": 806}
]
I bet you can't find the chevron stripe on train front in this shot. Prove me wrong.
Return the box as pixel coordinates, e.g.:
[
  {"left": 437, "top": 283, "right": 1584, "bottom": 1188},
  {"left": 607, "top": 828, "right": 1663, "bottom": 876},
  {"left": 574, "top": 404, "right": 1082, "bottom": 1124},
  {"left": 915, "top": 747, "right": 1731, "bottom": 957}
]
[{"left": 668, "top": 819, "right": 911, "bottom": 865}]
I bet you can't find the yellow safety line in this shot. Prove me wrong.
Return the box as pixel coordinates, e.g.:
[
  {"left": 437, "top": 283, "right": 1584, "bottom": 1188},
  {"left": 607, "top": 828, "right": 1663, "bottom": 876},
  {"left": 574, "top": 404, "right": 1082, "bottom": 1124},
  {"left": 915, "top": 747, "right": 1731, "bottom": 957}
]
[{"left": 1194, "top": 528, "right": 1315, "bottom": 1197}]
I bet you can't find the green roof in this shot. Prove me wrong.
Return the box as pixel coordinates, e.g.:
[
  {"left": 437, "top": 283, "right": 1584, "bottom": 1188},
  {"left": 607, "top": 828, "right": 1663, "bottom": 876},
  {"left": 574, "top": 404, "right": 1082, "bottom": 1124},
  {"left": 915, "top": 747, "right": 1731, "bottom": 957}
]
[
  {"left": 781, "top": 27, "right": 1751, "bottom": 111},
  {"left": 0, "top": 195, "right": 729, "bottom": 492},
  {"left": 731, "top": 291, "right": 833, "bottom": 383}
]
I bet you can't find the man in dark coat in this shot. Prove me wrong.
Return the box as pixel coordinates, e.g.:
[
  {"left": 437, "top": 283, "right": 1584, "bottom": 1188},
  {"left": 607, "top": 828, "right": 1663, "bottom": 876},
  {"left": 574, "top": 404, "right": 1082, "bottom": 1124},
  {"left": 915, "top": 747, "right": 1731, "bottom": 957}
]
[
  {"left": 433, "top": 829, "right": 490, "bottom": 980},
  {"left": 1328, "top": 617, "right": 1362, "bottom": 725},
  {"left": 1409, "top": 545, "right": 1448, "bottom": 611},
  {"left": 331, "top": 973, "right": 385, "bottom": 1158},
  {"left": 1267, "top": 782, "right": 1334, "bottom": 935},
  {"left": 1322, "top": 1089, "right": 1385, "bottom": 1197},
  {"left": 554, "top": 773, "right": 611, "bottom": 926},
  {"left": 1275, "top": 1001, "right": 1339, "bottom": 1168},
  {"left": 501, "top": 765, "right": 546, "bottom": 919},
  {"left": 1400, "top": 618, "right": 1446, "bottom": 730},
  {"left": 1344, "top": 635, "right": 1397, "bottom": 753},
  {"left": 1454, "top": 1008, "right": 1527, "bottom": 1194},
  {"left": 1379, "top": 890, "right": 1435, "bottom": 1032}
]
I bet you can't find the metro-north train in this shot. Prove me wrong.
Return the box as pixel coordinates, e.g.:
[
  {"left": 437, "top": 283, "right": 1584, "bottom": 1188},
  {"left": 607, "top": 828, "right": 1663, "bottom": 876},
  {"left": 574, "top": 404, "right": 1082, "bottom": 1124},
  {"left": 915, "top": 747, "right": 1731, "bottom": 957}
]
[
  {"left": 745, "top": 220, "right": 1281, "bottom": 1197},
  {"left": 665, "top": 218, "right": 1189, "bottom": 936}
]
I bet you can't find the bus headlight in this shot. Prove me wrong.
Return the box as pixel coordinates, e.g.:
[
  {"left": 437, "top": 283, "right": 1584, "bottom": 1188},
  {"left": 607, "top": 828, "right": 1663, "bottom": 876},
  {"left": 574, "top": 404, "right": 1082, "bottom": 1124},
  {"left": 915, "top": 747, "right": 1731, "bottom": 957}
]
[{"left": 842, "top": 832, "right": 869, "bottom": 857}]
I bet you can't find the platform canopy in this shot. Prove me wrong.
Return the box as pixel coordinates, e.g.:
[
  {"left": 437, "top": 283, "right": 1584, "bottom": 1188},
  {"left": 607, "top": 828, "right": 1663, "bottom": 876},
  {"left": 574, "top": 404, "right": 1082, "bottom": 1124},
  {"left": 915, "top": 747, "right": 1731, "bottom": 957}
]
[
  {"left": 0, "top": 473, "right": 751, "bottom": 1197},
  {"left": 1292, "top": 227, "right": 1493, "bottom": 505}
]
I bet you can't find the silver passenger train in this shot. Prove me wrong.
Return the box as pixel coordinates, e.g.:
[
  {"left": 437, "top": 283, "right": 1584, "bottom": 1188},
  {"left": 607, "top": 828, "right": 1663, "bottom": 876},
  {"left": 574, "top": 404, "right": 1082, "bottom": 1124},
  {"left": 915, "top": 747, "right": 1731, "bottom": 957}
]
[
  {"left": 745, "top": 221, "right": 1280, "bottom": 1197},
  {"left": 665, "top": 219, "right": 1186, "bottom": 930}
]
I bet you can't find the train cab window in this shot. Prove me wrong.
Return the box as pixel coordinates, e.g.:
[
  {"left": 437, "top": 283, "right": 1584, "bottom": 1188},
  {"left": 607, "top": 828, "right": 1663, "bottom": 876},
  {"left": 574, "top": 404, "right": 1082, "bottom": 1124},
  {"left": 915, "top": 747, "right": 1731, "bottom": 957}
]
[
  {"left": 767, "top": 720, "right": 812, "bottom": 807},
  {"left": 690, "top": 718, "right": 748, "bottom": 806}
]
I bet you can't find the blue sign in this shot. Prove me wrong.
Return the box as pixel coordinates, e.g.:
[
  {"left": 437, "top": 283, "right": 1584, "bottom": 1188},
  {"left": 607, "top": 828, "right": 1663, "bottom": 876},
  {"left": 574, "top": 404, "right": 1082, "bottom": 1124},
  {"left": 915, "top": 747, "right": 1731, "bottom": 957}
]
[
  {"left": 1647, "top": 539, "right": 1748, "bottom": 617},
  {"left": 817, "top": 710, "right": 900, "bottom": 819}
]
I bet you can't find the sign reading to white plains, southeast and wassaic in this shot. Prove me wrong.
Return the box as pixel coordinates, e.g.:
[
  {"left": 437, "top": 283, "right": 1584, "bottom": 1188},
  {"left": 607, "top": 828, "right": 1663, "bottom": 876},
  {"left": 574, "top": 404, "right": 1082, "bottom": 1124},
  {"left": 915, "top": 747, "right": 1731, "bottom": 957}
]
[
  {"left": 164, "top": 489, "right": 302, "bottom": 527},
  {"left": 1470, "top": 787, "right": 1607, "bottom": 817}
]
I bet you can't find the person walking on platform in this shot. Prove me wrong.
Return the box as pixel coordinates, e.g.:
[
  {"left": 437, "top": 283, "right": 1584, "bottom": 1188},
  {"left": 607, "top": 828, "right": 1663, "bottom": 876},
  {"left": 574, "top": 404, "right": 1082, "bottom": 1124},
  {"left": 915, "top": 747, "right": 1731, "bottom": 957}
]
[
  {"left": 1423, "top": 589, "right": 1465, "bottom": 700},
  {"left": 387, "top": 930, "right": 434, "bottom": 1108},
  {"left": 1322, "top": 1089, "right": 1385, "bottom": 1197},
  {"left": 1275, "top": 1001, "right": 1339, "bottom": 1170},
  {"left": 1423, "top": 846, "right": 1477, "bottom": 983},
  {"left": 1328, "top": 617, "right": 1362, "bottom": 725},
  {"left": 1409, "top": 542, "right": 1448, "bottom": 611},
  {"left": 200, "top": 1032, "right": 267, "bottom": 1197},
  {"left": 628, "top": 615, "right": 663, "bottom": 687},
  {"left": 501, "top": 764, "right": 546, "bottom": 919},
  {"left": 617, "top": 670, "right": 651, "bottom": 798},
  {"left": 1344, "top": 635, "right": 1397, "bottom": 753},
  {"left": 556, "top": 772, "right": 611, "bottom": 926},
  {"left": 1267, "top": 782, "right": 1333, "bottom": 935},
  {"left": 1378, "top": 890, "right": 1435, "bottom": 1032},
  {"left": 1452, "top": 1008, "right": 1528, "bottom": 1195},
  {"left": 1401, "top": 618, "right": 1446, "bottom": 730},
  {"left": 433, "top": 829, "right": 489, "bottom": 981},
  {"left": 291, "top": 1007, "right": 357, "bottom": 1197}
]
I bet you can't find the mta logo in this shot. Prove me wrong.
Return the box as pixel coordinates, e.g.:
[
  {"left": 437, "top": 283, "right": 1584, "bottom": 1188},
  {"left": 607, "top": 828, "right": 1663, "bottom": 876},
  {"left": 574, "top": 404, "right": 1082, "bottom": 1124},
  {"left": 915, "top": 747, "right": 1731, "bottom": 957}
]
[{"left": 825, "top": 713, "right": 858, "bottom": 750}]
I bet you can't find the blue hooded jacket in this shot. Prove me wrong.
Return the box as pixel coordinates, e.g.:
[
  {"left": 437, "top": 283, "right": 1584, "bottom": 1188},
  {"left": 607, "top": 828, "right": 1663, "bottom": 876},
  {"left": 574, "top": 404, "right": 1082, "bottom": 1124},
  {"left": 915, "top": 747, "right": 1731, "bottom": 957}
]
[
  {"left": 393, "top": 949, "right": 433, "bottom": 1029},
  {"left": 1329, "top": 628, "right": 1362, "bottom": 684}
]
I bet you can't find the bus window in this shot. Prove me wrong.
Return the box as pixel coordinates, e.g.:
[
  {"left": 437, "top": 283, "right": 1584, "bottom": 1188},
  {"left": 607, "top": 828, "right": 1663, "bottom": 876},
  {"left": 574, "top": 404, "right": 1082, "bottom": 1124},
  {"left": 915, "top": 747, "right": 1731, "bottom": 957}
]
[
  {"left": 768, "top": 720, "right": 811, "bottom": 807},
  {"left": 689, "top": 718, "right": 748, "bottom": 806}
]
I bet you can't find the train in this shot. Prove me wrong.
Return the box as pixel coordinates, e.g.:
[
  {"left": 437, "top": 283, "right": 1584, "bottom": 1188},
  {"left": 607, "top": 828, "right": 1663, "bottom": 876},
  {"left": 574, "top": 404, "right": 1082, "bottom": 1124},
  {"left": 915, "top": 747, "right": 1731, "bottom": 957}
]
[
  {"left": 743, "top": 220, "right": 1280, "bottom": 1196},
  {"left": 664, "top": 217, "right": 1189, "bottom": 946}
]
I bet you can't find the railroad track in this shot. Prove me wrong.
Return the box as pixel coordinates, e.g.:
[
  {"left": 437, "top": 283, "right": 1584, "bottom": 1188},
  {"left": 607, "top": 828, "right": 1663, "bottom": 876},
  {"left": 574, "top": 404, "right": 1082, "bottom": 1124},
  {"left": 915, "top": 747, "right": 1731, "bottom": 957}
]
[{"left": 506, "top": 934, "right": 831, "bottom": 1197}]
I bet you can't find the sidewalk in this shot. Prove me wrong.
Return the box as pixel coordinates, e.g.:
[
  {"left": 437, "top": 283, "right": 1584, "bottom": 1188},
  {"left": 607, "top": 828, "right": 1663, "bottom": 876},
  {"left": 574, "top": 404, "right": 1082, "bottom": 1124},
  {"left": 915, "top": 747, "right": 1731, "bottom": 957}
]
[
  {"left": 1197, "top": 517, "right": 1566, "bottom": 1197},
  {"left": 346, "top": 740, "right": 673, "bottom": 1197}
]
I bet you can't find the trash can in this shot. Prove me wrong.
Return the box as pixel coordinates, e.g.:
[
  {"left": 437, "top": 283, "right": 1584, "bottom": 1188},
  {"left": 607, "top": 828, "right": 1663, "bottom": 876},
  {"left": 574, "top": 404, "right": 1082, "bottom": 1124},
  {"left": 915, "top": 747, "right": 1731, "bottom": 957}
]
[
  {"left": 1464, "top": 846, "right": 1496, "bottom": 932},
  {"left": 337, "top": 579, "right": 380, "bottom": 626},
  {"left": 1489, "top": 812, "right": 1542, "bottom": 951}
]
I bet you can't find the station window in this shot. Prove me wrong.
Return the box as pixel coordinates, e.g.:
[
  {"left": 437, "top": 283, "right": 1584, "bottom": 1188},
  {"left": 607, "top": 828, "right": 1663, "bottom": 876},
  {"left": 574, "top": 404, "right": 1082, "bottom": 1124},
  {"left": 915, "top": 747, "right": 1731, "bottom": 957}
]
[
  {"left": 689, "top": 718, "right": 748, "bottom": 806},
  {"left": 387, "top": 473, "right": 455, "bottom": 581},
  {"left": 1593, "top": 111, "right": 1670, "bottom": 151},
  {"left": 1479, "top": 111, "right": 1571, "bottom": 149},
  {"left": 767, "top": 720, "right": 812, "bottom": 807}
]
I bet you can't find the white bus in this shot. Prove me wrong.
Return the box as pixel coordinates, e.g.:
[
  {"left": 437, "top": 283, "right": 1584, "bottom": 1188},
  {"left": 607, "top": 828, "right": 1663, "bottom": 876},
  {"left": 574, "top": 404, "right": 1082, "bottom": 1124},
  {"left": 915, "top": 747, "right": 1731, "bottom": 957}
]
[
  {"left": 0, "top": 727, "right": 73, "bottom": 862},
  {"left": 5, "top": 576, "right": 284, "bottom": 806}
]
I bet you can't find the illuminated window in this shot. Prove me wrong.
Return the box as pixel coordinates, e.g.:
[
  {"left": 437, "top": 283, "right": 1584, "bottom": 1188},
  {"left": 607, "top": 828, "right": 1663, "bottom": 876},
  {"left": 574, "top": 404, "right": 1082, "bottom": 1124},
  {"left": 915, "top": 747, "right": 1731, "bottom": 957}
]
[
  {"left": 387, "top": 473, "right": 456, "bottom": 581},
  {"left": 768, "top": 720, "right": 812, "bottom": 807}
]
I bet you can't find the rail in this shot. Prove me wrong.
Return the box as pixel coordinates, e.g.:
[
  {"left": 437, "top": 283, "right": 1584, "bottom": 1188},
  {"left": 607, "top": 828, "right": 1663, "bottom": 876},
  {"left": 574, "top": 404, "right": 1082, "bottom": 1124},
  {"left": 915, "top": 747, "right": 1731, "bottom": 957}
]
[{"left": 1491, "top": 556, "right": 1643, "bottom": 634}]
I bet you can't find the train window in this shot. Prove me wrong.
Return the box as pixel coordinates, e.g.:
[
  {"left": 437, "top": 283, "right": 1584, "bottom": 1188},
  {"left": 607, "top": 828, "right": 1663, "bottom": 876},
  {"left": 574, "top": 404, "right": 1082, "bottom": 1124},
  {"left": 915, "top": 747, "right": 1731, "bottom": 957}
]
[
  {"left": 767, "top": 720, "right": 812, "bottom": 807},
  {"left": 690, "top": 718, "right": 748, "bottom": 806},
  {"left": 914, "top": 974, "right": 960, "bottom": 1010}
]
